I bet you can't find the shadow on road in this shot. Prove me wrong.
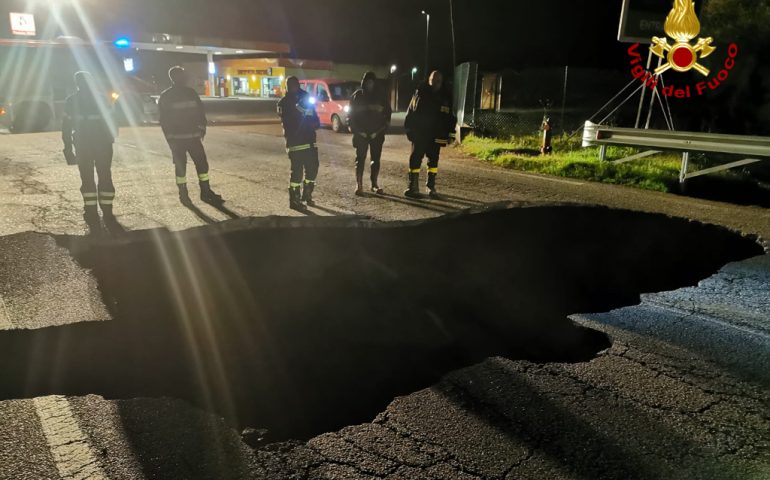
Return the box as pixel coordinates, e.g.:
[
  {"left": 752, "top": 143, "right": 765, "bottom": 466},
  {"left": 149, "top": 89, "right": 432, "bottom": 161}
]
[
  {"left": 434, "top": 359, "right": 747, "bottom": 480},
  {"left": 306, "top": 204, "right": 347, "bottom": 216},
  {"left": 205, "top": 201, "right": 241, "bottom": 220},
  {"left": 0, "top": 206, "right": 762, "bottom": 446},
  {"left": 377, "top": 193, "right": 458, "bottom": 214},
  {"left": 184, "top": 203, "right": 217, "bottom": 224}
]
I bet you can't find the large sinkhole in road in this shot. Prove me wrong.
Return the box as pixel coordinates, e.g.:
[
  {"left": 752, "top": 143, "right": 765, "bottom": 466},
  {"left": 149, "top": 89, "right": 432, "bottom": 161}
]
[{"left": 0, "top": 206, "right": 763, "bottom": 442}]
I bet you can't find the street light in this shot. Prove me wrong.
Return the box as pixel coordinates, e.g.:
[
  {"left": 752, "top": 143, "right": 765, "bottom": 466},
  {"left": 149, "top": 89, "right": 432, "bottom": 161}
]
[
  {"left": 421, "top": 10, "right": 430, "bottom": 80},
  {"left": 390, "top": 64, "right": 398, "bottom": 75}
]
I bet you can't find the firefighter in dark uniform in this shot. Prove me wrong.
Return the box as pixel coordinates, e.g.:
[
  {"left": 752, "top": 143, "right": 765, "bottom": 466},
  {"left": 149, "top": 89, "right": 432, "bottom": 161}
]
[
  {"left": 277, "top": 76, "right": 321, "bottom": 210},
  {"left": 404, "top": 70, "right": 456, "bottom": 198},
  {"left": 62, "top": 71, "right": 117, "bottom": 227},
  {"left": 349, "top": 71, "right": 391, "bottom": 196},
  {"left": 158, "top": 66, "right": 223, "bottom": 205}
]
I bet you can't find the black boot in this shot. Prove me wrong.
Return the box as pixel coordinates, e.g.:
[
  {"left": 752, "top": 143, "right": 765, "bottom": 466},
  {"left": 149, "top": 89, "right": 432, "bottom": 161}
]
[
  {"left": 100, "top": 203, "right": 114, "bottom": 219},
  {"left": 371, "top": 163, "right": 383, "bottom": 194},
  {"left": 302, "top": 181, "right": 316, "bottom": 206},
  {"left": 355, "top": 172, "right": 365, "bottom": 197},
  {"left": 200, "top": 181, "right": 223, "bottom": 204},
  {"left": 178, "top": 184, "right": 193, "bottom": 205},
  {"left": 289, "top": 186, "right": 305, "bottom": 211},
  {"left": 427, "top": 172, "right": 440, "bottom": 199},
  {"left": 83, "top": 205, "right": 101, "bottom": 233},
  {"left": 100, "top": 205, "right": 125, "bottom": 234},
  {"left": 404, "top": 172, "right": 421, "bottom": 198}
]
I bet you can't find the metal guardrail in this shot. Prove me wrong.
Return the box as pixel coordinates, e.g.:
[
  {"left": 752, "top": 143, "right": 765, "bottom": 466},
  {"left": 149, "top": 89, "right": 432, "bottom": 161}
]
[{"left": 582, "top": 121, "right": 770, "bottom": 183}]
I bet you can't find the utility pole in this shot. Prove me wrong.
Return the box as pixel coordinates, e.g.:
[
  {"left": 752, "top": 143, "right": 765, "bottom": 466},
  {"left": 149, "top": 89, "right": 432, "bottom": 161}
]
[
  {"left": 560, "top": 66, "right": 569, "bottom": 134},
  {"left": 422, "top": 10, "right": 430, "bottom": 80},
  {"left": 449, "top": 0, "right": 457, "bottom": 69}
]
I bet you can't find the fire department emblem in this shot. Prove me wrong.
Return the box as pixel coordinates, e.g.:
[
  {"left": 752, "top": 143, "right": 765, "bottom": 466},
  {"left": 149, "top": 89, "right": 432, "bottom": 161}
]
[{"left": 651, "top": 0, "right": 715, "bottom": 76}]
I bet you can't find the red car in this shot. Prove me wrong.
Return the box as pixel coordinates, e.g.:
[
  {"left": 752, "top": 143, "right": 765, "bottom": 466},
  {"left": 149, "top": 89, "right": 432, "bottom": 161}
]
[{"left": 298, "top": 79, "right": 358, "bottom": 133}]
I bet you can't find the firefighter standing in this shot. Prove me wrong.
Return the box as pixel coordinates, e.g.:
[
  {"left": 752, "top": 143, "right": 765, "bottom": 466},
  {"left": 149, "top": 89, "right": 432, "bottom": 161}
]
[
  {"left": 277, "top": 76, "right": 321, "bottom": 210},
  {"left": 404, "top": 70, "right": 456, "bottom": 198},
  {"left": 349, "top": 71, "right": 391, "bottom": 196},
  {"left": 62, "top": 71, "right": 117, "bottom": 227},
  {"left": 158, "top": 66, "right": 223, "bottom": 205}
]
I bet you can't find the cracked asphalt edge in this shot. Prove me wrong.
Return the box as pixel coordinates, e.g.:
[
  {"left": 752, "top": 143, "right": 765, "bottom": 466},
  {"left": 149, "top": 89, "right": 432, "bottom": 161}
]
[{"left": 248, "top": 317, "right": 770, "bottom": 480}]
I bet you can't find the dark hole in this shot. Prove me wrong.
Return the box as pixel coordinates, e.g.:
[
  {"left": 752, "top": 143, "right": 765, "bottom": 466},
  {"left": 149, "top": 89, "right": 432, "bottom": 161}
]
[{"left": 0, "top": 206, "right": 762, "bottom": 442}]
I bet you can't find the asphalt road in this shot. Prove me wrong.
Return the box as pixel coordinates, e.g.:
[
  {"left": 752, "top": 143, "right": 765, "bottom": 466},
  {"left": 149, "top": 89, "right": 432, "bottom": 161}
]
[
  {"left": 1, "top": 122, "right": 768, "bottom": 238},
  {"left": 0, "top": 122, "right": 769, "bottom": 479}
]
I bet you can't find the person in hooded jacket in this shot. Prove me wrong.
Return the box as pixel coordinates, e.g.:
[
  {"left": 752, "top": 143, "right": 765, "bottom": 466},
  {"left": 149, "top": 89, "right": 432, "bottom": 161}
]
[
  {"left": 62, "top": 71, "right": 118, "bottom": 228},
  {"left": 277, "top": 76, "right": 321, "bottom": 210},
  {"left": 403, "top": 70, "right": 456, "bottom": 198},
  {"left": 349, "top": 71, "right": 392, "bottom": 196},
  {"left": 158, "top": 66, "right": 223, "bottom": 206}
]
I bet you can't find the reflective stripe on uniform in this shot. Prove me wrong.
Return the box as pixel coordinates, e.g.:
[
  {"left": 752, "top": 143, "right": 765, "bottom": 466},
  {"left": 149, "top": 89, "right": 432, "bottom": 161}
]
[
  {"left": 82, "top": 193, "right": 98, "bottom": 205},
  {"left": 286, "top": 143, "right": 317, "bottom": 153},
  {"left": 290, "top": 182, "right": 302, "bottom": 188},
  {"left": 99, "top": 191, "right": 115, "bottom": 203},
  {"left": 428, "top": 168, "right": 439, "bottom": 174},
  {"left": 166, "top": 132, "right": 202, "bottom": 140},
  {"left": 170, "top": 101, "right": 198, "bottom": 110},
  {"left": 435, "top": 139, "right": 449, "bottom": 145},
  {"left": 198, "top": 173, "right": 210, "bottom": 182},
  {"left": 176, "top": 176, "right": 187, "bottom": 185},
  {"left": 304, "top": 179, "right": 315, "bottom": 184},
  {"left": 440, "top": 106, "right": 451, "bottom": 114},
  {"left": 409, "top": 168, "right": 421, "bottom": 174}
]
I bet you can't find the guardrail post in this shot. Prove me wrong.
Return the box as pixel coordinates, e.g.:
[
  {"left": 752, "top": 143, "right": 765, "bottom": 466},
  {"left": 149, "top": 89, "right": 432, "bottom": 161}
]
[
  {"left": 599, "top": 145, "right": 608, "bottom": 161},
  {"left": 679, "top": 152, "right": 690, "bottom": 184}
]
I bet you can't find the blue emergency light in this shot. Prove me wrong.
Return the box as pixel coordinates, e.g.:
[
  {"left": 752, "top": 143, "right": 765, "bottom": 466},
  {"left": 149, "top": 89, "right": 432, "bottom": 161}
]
[{"left": 114, "top": 37, "right": 131, "bottom": 49}]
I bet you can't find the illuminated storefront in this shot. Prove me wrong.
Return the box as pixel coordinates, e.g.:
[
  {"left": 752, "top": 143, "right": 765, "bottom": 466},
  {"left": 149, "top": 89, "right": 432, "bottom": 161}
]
[{"left": 218, "top": 59, "right": 286, "bottom": 98}]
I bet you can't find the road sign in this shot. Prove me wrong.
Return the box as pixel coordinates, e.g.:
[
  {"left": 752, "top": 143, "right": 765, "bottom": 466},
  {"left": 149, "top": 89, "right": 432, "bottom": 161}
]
[
  {"left": 9, "top": 12, "right": 36, "bottom": 37},
  {"left": 618, "top": 0, "right": 702, "bottom": 44}
]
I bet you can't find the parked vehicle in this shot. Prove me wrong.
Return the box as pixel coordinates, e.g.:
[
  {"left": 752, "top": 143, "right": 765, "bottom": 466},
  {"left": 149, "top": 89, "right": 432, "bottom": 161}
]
[
  {"left": 0, "top": 38, "right": 154, "bottom": 133},
  {"left": 298, "top": 79, "right": 358, "bottom": 133}
]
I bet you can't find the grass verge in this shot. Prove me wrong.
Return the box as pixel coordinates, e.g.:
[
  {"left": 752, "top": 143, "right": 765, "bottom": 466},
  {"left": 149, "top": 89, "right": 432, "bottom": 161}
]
[{"left": 461, "top": 134, "right": 685, "bottom": 192}]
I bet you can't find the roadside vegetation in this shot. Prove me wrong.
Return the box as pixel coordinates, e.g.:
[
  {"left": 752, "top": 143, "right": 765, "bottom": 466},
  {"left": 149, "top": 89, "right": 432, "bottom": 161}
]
[{"left": 461, "top": 134, "right": 690, "bottom": 193}]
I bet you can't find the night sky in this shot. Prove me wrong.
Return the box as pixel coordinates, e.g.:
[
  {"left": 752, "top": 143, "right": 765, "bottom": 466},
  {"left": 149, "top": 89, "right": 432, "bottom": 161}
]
[{"left": 5, "top": 0, "right": 630, "bottom": 71}]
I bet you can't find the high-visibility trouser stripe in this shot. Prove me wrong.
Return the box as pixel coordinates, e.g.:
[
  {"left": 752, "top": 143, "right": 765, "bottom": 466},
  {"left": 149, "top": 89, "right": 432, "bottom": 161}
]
[
  {"left": 99, "top": 191, "right": 115, "bottom": 205},
  {"left": 435, "top": 139, "right": 448, "bottom": 145},
  {"left": 198, "top": 173, "right": 210, "bottom": 182},
  {"left": 428, "top": 168, "right": 439, "bottom": 174},
  {"left": 176, "top": 176, "right": 188, "bottom": 185},
  {"left": 167, "top": 133, "right": 202, "bottom": 140},
  {"left": 82, "top": 192, "right": 98, "bottom": 206},
  {"left": 286, "top": 143, "right": 317, "bottom": 153},
  {"left": 409, "top": 169, "right": 421, "bottom": 174},
  {"left": 289, "top": 182, "right": 302, "bottom": 188},
  {"left": 440, "top": 106, "right": 451, "bottom": 114}
]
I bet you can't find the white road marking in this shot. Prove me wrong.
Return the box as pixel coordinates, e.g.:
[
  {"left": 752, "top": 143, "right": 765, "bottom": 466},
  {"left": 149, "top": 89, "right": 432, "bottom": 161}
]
[
  {"left": 0, "top": 294, "right": 13, "bottom": 330},
  {"left": 33, "top": 396, "right": 109, "bottom": 480}
]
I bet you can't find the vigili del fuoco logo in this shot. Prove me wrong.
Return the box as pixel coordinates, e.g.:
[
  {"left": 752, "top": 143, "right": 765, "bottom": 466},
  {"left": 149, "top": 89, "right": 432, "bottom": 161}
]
[{"left": 627, "top": 0, "right": 739, "bottom": 98}]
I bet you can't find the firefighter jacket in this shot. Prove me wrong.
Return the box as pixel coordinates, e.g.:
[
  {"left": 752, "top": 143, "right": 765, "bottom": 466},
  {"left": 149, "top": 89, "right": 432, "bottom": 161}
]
[
  {"left": 277, "top": 90, "right": 320, "bottom": 150},
  {"left": 62, "top": 89, "right": 116, "bottom": 148},
  {"left": 158, "top": 86, "right": 207, "bottom": 141},
  {"left": 404, "top": 84, "right": 456, "bottom": 146},
  {"left": 349, "top": 82, "right": 391, "bottom": 138}
]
